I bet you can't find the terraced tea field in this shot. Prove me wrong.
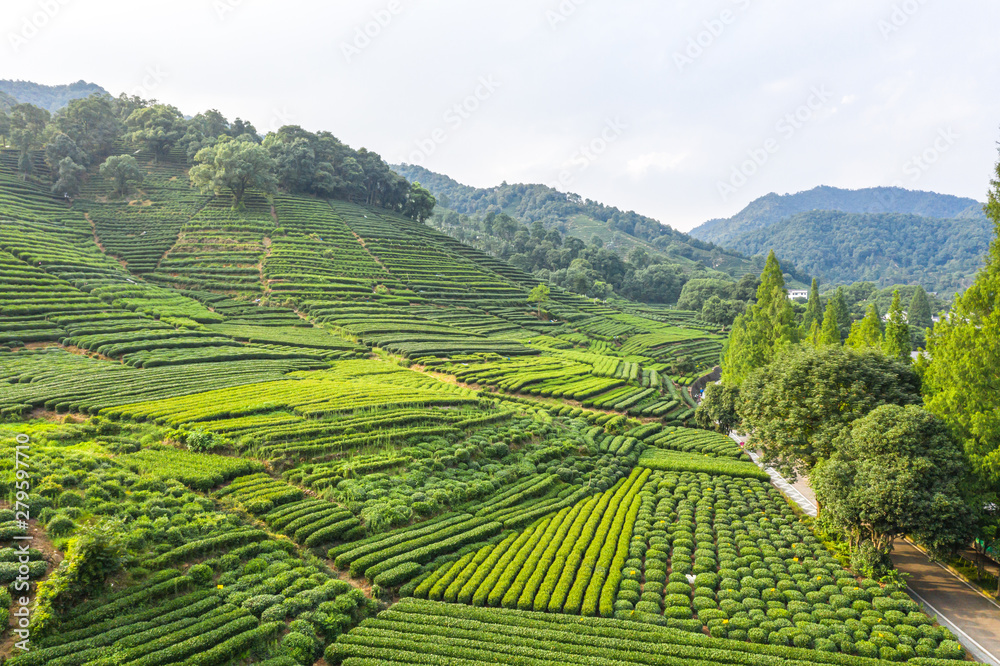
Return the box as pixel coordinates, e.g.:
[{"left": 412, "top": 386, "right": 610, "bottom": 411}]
[{"left": 0, "top": 152, "right": 969, "bottom": 665}]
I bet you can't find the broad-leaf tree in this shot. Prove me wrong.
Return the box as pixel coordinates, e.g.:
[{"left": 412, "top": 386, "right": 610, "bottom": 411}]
[
  {"left": 52, "top": 157, "right": 86, "bottom": 198},
  {"left": 45, "top": 133, "right": 87, "bottom": 171},
  {"left": 53, "top": 94, "right": 122, "bottom": 161},
  {"left": 694, "top": 382, "right": 741, "bottom": 434},
  {"left": 404, "top": 182, "right": 436, "bottom": 223},
  {"left": 9, "top": 103, "right": 50, "bottom": 178},
  {"left": 125, "top": 104, "right": 184, "bottom": 162},
  {"left": 813, "top": 404, "right": 975, "bottom": 570},
  {"left": 189, "top": 135, "right": 278, "bottom": 209},
  {"left": 99, "top": 154, "right": 143, "bottom": 199},
  {"left": 739, "top": 344, "right": 921, "bottom": 479},
  {"left": 527, "top": 283, "right": 550, "bottom": 318},
  {"left": 0, "top": 109, "right": 10, "bottom": 147}
]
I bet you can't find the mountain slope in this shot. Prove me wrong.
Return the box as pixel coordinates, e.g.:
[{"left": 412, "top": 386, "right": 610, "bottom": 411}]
[
  {"left": 727, "top": 210, "right": 992, "bottom": 293},
  {"left": 392, "top": 163, "right": 757, "bottom": 279},
  {"left": 691, "top": 185, "right": 985, "bottom": 246},
  {"left": 0, "top": 79, "right": 109, "bottom": 112}
]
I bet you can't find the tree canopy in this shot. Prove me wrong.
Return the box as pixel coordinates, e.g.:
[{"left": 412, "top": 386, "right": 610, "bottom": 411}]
[
  {"left": 812, "top": 404, "right": 975, "bottom": 569},
  {"left": 881, "top": 289, "right": 911, "bottom": 363},
  {"left": 845, "top": 302, "right": 882, "bottom": 350},
  {"left": 738, "top": 344, "right": 921, "bottom": 479},
  {"left": 189, "top": 136, "right": 278, "bottom": 208},
  {"left": 923, "top": 153, "right": 1000, "bottom": 491},
  {"left": 125, "top": 104, "right": 184, "bottom": 162},
  {"left": 720, "top": 251, "right": 800, "bottom": 385},
  {"left": 99, "top": 154, "right": 143, "bottom": 199}
]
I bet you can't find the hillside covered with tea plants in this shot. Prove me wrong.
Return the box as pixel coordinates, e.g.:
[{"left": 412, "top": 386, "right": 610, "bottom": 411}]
[{"left": 0, "top": 101, "right": 979, "bottom": 665}]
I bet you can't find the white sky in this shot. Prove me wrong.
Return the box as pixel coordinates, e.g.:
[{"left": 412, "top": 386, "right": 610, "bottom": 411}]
[{"left": 4, "top": 0, "right": 998, "bottom": 231}]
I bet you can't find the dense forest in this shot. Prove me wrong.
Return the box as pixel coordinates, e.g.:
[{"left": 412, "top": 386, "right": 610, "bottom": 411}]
[
  {"left": 691, "top": 184, "right": 985, "bottom": 246},
  {"left": 0, "top": 79, "right": 108, "bottom": 112},
  {"left": 725, "top": 210, "right": 992, "bottom": 294},
  {"left": 0, "top": 92, "right": 434, "bottom": 219},
  {"left": 429, "top": 207, "right": 739, "bottom": 303},
  {"left": 393, "top": 163, "right": 761, "bottom": 279}
]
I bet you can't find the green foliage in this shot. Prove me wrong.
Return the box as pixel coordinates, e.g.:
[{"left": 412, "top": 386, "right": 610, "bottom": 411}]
[
  {"left": 125, "top": 103, "right": 184, "bottom": 161},
  {"left": 908, "top": 285, "right": 933, "bottom": 330},
  {"left": 814, "top": 404, "right": 975, "bottom": 561},
  {"left": 31, "top": 519, "right": 126, "bottom": 637},
  {"left": 924, "top": 156, "right": 1000, "bottom": 492},
  {"left": 0, "top": 79, "right": 108, "bottom": 112},
  {"left": 721, "top": 251, "right": 800, "bottom": 385},
  {"left": 99, "top": 154, "right": 144, "bottom": 198},
  {"left": 190, "top": 135, "right": 278, "bottom": 208},
  {"left": 881, "top": 290, "right": 910, "bottom": 363},
  {"left": 404, "top": 181, "right": 436, "bottom": 222},
  {"left": 726, "top": 209, "right": 992, "bottom": 295},
  {"left": 51, "top": 156, "right": 86, "bottom": 197},
  {"left": 818, "top": 287, "right": 849, "bottom": 345},
  {"left": 395, "top": 163, "right": 756, "bottom": 282},
  {"left": 802, "top": 279, "right": 822, "bottom": 332},
  {"left": 844, "top": 302, "right": 882, "bottom": 350},
  {"left": 739, "top": 345, "right": 921, "bottom": 478}
]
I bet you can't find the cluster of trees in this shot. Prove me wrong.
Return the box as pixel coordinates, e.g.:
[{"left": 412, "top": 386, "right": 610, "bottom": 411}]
[
  {"left": 431, "top": 208, "right": 728, "bottom": 303},
  {"left": 0, "top": 94, "right": 434, "bottom": 220},
  {"left": 697, "top": 153, "right": 1000, "bottom": 577},
  {"left": 727, "top": 209, "right": 992, "bottom": 295},
  {"left": 394, "top": 162, "right": 765, "bottom": 277}
]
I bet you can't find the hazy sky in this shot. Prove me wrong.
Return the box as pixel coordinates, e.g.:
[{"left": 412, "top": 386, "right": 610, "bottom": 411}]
[{"left": 5, "top": 0, "right": 999, "bottom": 231}]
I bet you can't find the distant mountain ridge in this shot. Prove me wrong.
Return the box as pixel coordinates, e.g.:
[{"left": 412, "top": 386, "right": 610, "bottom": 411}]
[
  {"left": 0, "top": 79, "right": 109, "bottom": 112},
  {"left": 725, "top": 209, "right": 991, "bottom": 294},
  {"left": 391, "top": 163, "right": 763, "bottom": 281},
  {"left": 690, "top": 185, "right": 985, "bottom": 247}
]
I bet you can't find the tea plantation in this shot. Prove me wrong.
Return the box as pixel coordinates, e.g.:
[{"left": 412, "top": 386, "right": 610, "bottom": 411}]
[{"left": 0, "top": 150, "right": 971, "bottom": 664}]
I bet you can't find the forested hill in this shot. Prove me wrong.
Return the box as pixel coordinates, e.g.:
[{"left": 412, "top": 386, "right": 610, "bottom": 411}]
[
  {"left": 391, "top": 163, "right": 755, "bottom": 278},
  {"left": 690, "top": 185, "right": 985, "bottom": 247},
  {"left": 0, "top": 79, "right": 108, "bottom": 112},
  {"left": 727, "top": 210, "right": 993, "bottom": 293}
]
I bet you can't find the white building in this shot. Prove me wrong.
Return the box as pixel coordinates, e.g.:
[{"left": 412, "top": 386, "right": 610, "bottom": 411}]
[{"left": 788, "top": 290, "right": 809, "bottom": 300}]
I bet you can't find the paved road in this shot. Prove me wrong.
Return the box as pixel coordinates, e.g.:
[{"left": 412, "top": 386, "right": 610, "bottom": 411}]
[
  {"left": 891, "top": 540, "right": 1000, "bottom": 665},
  {"left": 730, "top": 433, "right": 1000, "bottom": 665}
]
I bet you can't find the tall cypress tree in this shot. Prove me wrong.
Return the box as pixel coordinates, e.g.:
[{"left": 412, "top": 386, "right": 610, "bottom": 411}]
[
  {"left": 802, "top": 277, "right": 822, "bottom": 332},
  {"left": 846, "top": 302, "right": 883, "bottom": 350},
  {"left": 882, "top": 290, "right": 911, "bottom": 363},
  {"left": 818, "top": 287, "right": 848, "bottom": 345},
  {"left": 924, "top": 153, "right": 1000, "bottom": 487},
  {"left": 721, "top": 251, "right": 800, "bottom": 385},
  {"left": 908, "top": 286, "right": 933, "bottom": 330}
]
